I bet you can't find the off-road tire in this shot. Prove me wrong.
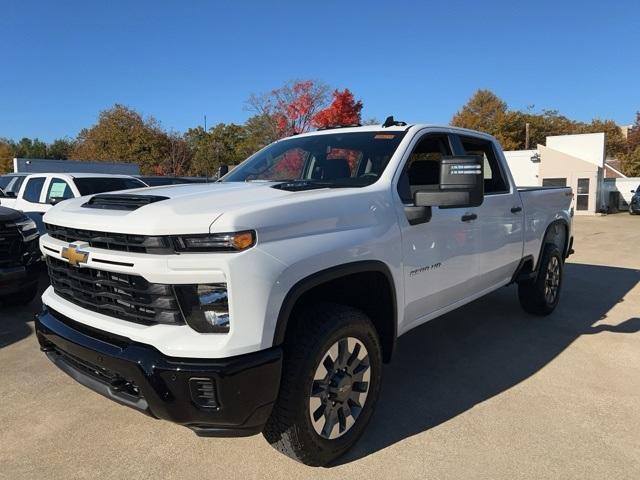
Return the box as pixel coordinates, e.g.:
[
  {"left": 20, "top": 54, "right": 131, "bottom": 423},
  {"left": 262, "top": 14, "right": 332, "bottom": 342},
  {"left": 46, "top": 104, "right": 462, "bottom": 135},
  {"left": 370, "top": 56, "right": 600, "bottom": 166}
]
[
  {"left": 518, "top": 244, "right": 563, "bottom": 315},
  {"left": 263, "top": 303, "right": 382, "bottom": 466}
]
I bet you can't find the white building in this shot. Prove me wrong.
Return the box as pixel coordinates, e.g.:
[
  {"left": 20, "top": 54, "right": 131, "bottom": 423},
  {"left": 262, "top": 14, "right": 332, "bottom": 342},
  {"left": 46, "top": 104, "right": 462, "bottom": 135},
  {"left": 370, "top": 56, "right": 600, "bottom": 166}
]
[{"left": 505, "top": 133, "right": 606, "bottom": 215}]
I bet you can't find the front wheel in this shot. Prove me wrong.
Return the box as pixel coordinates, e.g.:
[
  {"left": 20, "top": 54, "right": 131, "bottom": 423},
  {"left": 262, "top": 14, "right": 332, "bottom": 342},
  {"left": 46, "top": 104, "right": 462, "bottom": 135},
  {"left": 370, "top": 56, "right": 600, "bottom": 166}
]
[
  {"left": 518, "top": 244, "right": 563, "bottom": 315},
  {"left": 263, "top": 303, "right": 382, "bottom": 466}
]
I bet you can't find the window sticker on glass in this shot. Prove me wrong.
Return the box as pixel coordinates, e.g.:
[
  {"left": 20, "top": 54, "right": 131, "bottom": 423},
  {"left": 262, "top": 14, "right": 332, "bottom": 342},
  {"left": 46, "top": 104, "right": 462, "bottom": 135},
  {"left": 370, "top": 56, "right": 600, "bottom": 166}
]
[{"left": 49, "top": 182, "right": 68, "bottom": 198}]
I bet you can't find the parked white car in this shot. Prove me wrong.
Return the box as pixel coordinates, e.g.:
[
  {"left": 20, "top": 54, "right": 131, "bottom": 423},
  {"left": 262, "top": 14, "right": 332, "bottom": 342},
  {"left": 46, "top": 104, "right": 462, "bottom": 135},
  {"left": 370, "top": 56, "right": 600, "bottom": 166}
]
[
  {"left": 0, "top": 173, "right": 147, "bottom": 233},
  {"left": 36, "top": 122, "right": 574, "bottom": 465}
]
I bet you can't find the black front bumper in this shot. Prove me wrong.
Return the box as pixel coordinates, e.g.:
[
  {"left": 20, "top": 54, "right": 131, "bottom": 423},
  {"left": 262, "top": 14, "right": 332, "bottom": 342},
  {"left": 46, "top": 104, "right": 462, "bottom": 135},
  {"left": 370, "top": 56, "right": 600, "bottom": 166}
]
[
  {"left": 35, "top": 307, "right": 282, "bottom": 437},
  {"left": 0, "top": 264, "right": 38, "bottom": 295}
]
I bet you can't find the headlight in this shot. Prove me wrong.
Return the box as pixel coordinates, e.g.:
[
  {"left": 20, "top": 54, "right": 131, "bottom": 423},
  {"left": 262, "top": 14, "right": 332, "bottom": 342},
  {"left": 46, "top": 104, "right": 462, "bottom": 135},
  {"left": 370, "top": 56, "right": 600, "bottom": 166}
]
[
  {"left": 174, "top": 230, "right": 255, "bottom": 252},
  {"left": 10, "top": 217, "right": 39, "bottom": 242},
  {"left": 175, "top": 283, "right": 230, "bottom": 333}
]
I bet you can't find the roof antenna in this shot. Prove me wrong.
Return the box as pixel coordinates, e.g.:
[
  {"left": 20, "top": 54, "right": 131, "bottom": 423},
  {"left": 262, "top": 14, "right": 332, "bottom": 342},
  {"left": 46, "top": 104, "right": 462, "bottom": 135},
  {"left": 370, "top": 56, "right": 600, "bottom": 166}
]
[{"left": 382, "top": 116, "right": 407, "bottom": 128}]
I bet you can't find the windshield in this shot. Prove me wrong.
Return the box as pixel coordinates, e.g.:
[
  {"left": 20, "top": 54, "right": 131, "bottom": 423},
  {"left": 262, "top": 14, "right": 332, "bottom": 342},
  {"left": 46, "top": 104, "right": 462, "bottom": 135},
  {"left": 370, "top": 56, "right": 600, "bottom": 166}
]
[
  {"left": 222, "top": 131, "right": 407, "bottom": 188},
  {"left": 74, "top": 177, "right": 147, "bottom": 196}
]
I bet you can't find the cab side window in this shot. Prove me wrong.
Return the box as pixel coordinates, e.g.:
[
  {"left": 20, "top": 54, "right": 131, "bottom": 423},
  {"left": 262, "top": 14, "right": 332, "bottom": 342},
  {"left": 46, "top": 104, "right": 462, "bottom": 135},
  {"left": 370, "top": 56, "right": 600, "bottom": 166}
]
[
  {"left": 46, "top": 178, "right": 74, "bottom": 202},
  {"left": 22, "top": 177, "right": 46, "bottom": 203},
  {"left": 458, "top": 136, "right": 508, "bottom": 194},
  {"left": 397, "top": 134, "right": 452, "bottom": 203}
]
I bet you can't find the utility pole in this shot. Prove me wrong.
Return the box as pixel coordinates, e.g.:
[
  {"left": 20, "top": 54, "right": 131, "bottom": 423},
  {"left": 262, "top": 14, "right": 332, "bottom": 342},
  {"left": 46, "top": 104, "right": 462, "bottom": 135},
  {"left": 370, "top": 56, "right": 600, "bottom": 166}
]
[
  {"left": 525, "top": 122, "right": 530, "bottom": 150},
  {"left": 204, "top": 115, "right": 207, "bottom": 132}
]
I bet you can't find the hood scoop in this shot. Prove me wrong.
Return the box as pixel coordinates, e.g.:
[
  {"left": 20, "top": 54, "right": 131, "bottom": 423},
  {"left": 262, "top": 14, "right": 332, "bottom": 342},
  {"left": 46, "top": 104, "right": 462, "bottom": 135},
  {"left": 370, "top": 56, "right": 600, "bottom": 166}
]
[{"left": 82, "top": 194, "right": 169, "bottom": 211}]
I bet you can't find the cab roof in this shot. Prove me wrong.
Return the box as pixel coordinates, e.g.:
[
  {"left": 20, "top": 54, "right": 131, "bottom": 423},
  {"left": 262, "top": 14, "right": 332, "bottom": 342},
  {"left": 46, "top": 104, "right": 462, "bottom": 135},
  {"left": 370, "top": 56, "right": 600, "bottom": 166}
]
[{"left": 287, "top": 123, "right": 496, "bottom": 141}]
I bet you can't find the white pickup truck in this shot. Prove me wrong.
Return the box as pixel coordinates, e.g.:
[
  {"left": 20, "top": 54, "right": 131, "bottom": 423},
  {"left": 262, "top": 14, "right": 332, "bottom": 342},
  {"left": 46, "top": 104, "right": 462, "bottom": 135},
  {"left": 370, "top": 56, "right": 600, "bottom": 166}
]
[
  {"left": 0, "top": 173, "right": 147, "bottom": 234},
  {"left": 35, "top": 121, "right": 573, "bottom": 466}
]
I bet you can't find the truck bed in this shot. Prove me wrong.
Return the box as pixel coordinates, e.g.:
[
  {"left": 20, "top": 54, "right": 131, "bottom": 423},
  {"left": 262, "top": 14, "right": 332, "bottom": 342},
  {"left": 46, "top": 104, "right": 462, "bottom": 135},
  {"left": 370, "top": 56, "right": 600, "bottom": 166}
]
[{"left": 519, "top": 186, "right": 573, "bottom": 267}]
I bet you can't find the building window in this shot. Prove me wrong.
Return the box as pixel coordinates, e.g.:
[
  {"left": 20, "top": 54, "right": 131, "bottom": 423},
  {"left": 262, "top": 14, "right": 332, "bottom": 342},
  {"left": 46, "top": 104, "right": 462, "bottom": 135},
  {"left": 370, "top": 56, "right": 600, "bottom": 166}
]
[
  {"left": 542, "top": 178, "right": 567, "bottom": 187},
  {"left": 576, "top": 178, "right": 589, "bottom": 210}
]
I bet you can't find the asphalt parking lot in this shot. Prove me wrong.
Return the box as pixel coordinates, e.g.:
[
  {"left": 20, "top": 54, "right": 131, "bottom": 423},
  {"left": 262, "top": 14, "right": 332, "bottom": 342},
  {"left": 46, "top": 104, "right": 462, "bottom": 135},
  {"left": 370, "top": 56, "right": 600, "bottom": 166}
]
[{"left": 1, "top": 215, "right": 639, "bottom": 479}]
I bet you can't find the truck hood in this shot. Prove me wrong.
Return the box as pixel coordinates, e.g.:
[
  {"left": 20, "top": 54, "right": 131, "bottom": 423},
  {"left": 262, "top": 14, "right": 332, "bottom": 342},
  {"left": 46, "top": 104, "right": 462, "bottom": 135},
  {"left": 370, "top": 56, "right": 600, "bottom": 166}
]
[
  {"left": 0, "top": 206, "right": 24, "bottom": 222},
  {"left": 43, "top": 182, "right": 326, "bottom": 235}
]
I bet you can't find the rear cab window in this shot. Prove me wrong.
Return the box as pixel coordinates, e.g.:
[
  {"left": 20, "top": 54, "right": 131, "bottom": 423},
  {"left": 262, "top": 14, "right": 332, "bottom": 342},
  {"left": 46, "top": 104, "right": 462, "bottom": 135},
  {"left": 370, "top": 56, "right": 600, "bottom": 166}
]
[{"left": 456, "top": 135, "right": 509, "bottom": 194}]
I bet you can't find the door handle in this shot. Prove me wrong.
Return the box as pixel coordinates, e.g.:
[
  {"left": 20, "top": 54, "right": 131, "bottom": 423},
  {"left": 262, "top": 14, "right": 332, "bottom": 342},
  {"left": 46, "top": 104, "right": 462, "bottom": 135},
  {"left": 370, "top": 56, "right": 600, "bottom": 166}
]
[
  {"left": 510, "top": 206, "right": 522, "bottom": 213},
  {"left": 461, "top": 213, "right": 477, "bottom": 222}
]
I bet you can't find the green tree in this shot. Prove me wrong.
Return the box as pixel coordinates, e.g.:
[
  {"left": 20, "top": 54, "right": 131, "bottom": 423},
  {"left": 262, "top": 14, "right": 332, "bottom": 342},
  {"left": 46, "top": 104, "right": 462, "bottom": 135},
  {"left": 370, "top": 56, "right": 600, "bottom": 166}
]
[
  {"left": 451, "top": 89, "right": 522, "bottom": 149},
  {"left": 47, "top": 138, "right": 75, "bottom": 159},
  {"left": 186, "top": 123, "right": 249, "bottom": 176},
  {"left": 622, "top": 147, "right": 640, "bottom": 176},
  {"left": 157, "top": 132, "right": 192, "bottom": 176},
  {"left": 241, "top": 114, "right": 278, "bottom": 155},
  {"left": 452, "top": 90, "right": 626, "bottom": 158},
  {"left": 451, "top": 89, "right": 508, "bottom": 134},
  {"left": 13, "top": 137, "right": 48, "bottom": 158},
  {"left": 522, "top": 110, "right": 577, "bottom": 147},
  {"left": 71, "top": 104, "right": 170, "bottom": 174}
]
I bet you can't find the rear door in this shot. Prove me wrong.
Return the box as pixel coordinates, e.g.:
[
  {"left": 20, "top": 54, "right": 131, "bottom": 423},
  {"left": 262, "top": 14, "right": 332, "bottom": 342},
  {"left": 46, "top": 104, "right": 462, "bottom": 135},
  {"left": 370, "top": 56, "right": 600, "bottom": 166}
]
[{"left": 452, "top": 134, "right": 524, "bottom": 291}]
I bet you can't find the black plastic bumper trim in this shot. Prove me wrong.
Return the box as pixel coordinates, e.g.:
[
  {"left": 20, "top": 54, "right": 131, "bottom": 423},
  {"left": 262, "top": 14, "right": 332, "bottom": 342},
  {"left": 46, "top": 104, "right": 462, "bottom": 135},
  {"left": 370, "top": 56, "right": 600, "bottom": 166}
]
[
  {"left": 36, "top": 307, "right": 282, "bottom": 436},
  {"left": 45, "top": 350, "right": 150, "bottom": 411}
]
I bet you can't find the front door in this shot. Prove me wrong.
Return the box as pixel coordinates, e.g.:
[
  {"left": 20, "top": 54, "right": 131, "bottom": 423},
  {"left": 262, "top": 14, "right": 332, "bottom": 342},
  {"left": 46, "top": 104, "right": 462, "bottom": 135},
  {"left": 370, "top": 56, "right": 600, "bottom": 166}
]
[
  {"left": 396, "top": 131, "right": 480, "bottom": 333},
  {"left": 16, "top": 176, "right": 49, "bottom": 233}
]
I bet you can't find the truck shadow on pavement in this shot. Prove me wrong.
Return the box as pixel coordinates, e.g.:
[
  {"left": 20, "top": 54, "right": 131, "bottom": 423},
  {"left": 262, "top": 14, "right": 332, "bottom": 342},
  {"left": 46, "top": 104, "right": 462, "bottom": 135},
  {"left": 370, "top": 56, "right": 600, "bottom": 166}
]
[
  {"left": 337, "top": 262, "right": 640, "bottom": 465},
  {"left": 0, "top": 271, "right": 48, "bottom": 349}
]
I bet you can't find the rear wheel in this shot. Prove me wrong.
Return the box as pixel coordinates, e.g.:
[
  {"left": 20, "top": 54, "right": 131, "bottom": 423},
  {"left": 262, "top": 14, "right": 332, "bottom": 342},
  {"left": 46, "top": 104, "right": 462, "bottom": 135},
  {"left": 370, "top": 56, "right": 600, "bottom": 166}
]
[
  {"left": 518, "top": 244, "right": 563, "bottom": 315},
  {"left": 263, "top": 303, "right": 382, "bottom": 466}
]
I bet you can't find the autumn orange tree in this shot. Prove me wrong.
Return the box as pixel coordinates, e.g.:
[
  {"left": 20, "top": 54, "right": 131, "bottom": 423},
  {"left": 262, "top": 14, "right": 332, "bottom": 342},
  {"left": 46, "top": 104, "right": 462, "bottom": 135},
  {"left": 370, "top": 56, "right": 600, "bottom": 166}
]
[
  {"left": 247, "top": 80, "right": 330, "bottom": 138},
  {"left": 312, "top": 89, "right": 363, "bottom": 129}
]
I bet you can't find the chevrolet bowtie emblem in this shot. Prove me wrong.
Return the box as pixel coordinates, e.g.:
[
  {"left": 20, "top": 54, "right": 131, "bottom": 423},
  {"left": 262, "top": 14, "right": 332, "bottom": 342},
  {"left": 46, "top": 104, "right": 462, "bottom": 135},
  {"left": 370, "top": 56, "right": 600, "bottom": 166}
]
[{"left": 61, "top": 245, "right": 89, "bottom": 267}]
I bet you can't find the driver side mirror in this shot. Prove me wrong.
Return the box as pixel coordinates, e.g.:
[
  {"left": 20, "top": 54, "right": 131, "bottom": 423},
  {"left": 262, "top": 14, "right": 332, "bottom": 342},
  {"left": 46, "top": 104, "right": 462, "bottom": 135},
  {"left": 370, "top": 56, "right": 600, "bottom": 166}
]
[
  {"left": 414, "top": 155, "right": 484, "bottom": 208},
  {"left": 49, "top": 197, "right": 64, "bottom": 206}
]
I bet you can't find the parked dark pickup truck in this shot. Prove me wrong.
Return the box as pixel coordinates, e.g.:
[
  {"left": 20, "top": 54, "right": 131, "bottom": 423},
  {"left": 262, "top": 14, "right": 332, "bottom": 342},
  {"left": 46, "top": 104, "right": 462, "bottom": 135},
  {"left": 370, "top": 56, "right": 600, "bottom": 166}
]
[{"left": 0, "top": 206, "right": 40, "bottom": 305}]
